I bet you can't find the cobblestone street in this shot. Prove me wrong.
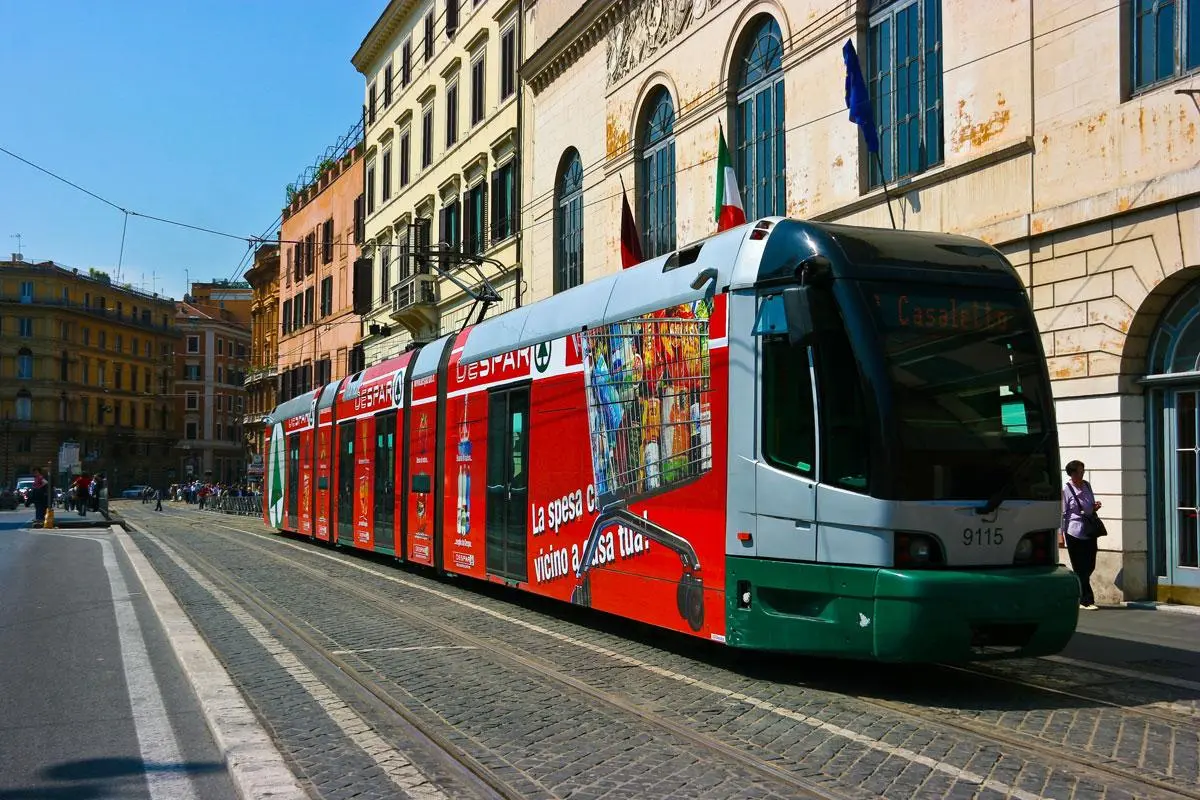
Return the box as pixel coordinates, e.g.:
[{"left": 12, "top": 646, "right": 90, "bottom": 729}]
[{"left": 114, "top": 502, "right": 1200, "bottom": 800}]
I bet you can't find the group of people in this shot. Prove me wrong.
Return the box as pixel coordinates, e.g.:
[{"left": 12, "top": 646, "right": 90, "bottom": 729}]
[
  {"left": 22, "top": 470, "right": 105, "bottom": 526},
  {"left": 66, "top": 473, "right": 106, "bottom": 516}
]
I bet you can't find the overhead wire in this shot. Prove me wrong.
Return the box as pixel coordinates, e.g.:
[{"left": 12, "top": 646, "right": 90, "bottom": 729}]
[{"left": 4, "top": 0, "right": 1127, "bottom": 281}]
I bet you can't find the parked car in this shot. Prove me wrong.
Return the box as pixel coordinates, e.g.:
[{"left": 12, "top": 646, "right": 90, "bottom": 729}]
[
  {"left": 0, "top": 490, "right": 18, "bottom": 511},
  {"left": 14, "top": 477, "right": 35, "bottom": 507},
  {"left": 120, "top": 485, "right": 150, "bottom": 499}
]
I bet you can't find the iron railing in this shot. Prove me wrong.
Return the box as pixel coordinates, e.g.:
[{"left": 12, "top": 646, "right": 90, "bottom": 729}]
[{"left": 200, "top": 494, "right": 263, "bottom": 517}]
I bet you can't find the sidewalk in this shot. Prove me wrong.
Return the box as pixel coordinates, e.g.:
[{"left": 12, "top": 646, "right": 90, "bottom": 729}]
[{"left": 1058, "top": 603, "right": 1200, "bottom": 683}]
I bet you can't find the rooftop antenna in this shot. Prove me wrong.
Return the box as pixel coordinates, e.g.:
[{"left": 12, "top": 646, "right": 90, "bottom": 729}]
[{"left": 10, "top": 233, "right": 22, "bottom": 260}]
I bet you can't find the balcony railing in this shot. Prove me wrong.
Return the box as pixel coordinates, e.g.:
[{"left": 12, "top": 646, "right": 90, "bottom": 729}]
[
  {"left": 242, "top": 364, "right": 278, "bottom": 386},
  {"left": 0, "top": 295, "right": 174, "bottom": 331}
]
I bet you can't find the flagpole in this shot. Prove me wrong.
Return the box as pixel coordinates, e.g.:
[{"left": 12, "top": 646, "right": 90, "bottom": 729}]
[{"left": 874, "top": 151, "right": 897, "bottom": 230}]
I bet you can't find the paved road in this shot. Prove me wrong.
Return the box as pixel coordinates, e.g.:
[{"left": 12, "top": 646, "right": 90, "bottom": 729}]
[
  {"left": 119, "top": 501, "right": 1200, "bottom": 800},
  {"left": 0, "top": 508, "right": 236, "bottom": 800}
]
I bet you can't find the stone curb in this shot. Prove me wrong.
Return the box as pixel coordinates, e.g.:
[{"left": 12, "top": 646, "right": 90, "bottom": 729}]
[
  {"left": 1122, "top": 600, "right": 1200, "bottom": 616},
  {"left": 111, "top": 521, "right": 310, "bottom": 800}
]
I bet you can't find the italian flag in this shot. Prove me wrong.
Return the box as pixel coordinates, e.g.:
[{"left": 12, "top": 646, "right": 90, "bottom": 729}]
[{"left": 715, "top": 125, "right": 746, "bottom": 231}]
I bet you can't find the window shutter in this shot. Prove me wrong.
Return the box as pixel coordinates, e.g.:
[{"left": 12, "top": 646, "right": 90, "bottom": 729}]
[
  {"left": 490, "top": 169, "right": 500, "bottom": 242},
  {"left": 472, "top": 183, "right": 482, "bottom": 253},
  {"left": 462, "top": 191, "right": 472, "bottom": 254}
]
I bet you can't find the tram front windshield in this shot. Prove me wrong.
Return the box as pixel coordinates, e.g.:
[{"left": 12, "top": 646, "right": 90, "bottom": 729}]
[{"left": 862, "top": 282, "right": 1057, "bottom": 502}]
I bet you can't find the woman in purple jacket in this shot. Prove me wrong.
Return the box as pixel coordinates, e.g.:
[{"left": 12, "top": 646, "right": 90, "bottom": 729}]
[{"left": 1061, "top": 459, "right": 1102, "bottom": 609}]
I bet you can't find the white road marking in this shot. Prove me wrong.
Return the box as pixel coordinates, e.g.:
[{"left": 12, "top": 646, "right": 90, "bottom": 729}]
[
  {"left": 98, "top": 533, "right": 200, "bottom": 800},
  {"left": 210, "top": 520, "right": 1047, "bottom": 800},
  {"left": 109, "top": 525, "right": 309, "bottom": 800},
  {"left": 142, "top": 530, "right": 450, "bottom": 800},
  {"left": 330, "top": 646, "right": 477, "bottom": 655}
]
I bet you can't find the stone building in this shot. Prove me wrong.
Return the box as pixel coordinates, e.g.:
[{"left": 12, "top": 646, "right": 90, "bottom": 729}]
[
  {"left": 277, "top": 124, "right": 366, "bottom": 400},
  {"left": 188, "top": 279, "right": 253, "bottom": 325},
  {"left": 244, "top": 243, "right": 280, "bottom": 481},
  {"left": 522, "top": 0, "right": 1200, "bottom": 605},
  {"left": 0, "top": 257, "right": 179, "bottom": 492},
  {"left": 352, "top": 0, "right": 522, "bottom": 365},
  {"left": 174, "top": 298, "right": 251, "bottom": 484}
]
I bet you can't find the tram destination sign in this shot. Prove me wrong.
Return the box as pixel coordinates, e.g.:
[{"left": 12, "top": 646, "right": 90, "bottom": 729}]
[{"left": 870, "top": 288, "right": 1018, "bottom": 335}]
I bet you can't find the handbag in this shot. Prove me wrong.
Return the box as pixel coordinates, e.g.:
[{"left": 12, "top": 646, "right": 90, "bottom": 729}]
[{"left": 1066, "top": 482, "right": 1107, "bottom": 538}]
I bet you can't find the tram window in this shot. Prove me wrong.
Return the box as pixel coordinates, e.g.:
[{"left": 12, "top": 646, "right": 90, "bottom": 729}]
[
  {"left": 761, "top": 335, "right": 816, "bottom": 477},
  {"left": 814, "top": 335, "right": 869, "bottom": 493}
]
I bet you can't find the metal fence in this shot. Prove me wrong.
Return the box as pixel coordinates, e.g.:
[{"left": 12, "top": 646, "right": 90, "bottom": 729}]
[{"left": 200, "top": 495, "right": 262, "bottom": 517}]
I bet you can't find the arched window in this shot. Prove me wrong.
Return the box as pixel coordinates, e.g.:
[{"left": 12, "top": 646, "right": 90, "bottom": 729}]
[
  {"left": 17, "top": 347, "right": 33, "bottom": 380},
  {"left": 15, "top": 389, "right": 32, "bottom": 421},
  {"left": 555, "top": 149, "right": 584, "bottom": 293},
  {"left": 1148, "top": 280, "right": 1200, "bottom": 376},
  {"left": 639, "top": 88, "right": 676, "bottom": 259},
  {"left": 734, "top": 15, "right": 786, "bottom": 219}
]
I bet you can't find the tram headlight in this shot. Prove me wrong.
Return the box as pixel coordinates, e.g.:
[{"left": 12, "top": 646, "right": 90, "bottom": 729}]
[
  {"left": 1014, "top": 530, "right": 1055, "bottom": 565},
  {"left": 1014, "top": 537, "right": 1034, "bottom": 561},
  {"left": 893, "top": 532, "right": 945, "bottom": 569}
]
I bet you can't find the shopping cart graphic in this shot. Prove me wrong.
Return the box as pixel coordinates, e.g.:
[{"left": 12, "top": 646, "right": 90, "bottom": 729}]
[{"left": 571, "top": 299, "right": 714, "bottom": 631}]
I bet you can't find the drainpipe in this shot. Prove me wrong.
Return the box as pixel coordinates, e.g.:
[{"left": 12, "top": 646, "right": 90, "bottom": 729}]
[{"left": 514, "top": 3, "right": 525, "bottom": 309}]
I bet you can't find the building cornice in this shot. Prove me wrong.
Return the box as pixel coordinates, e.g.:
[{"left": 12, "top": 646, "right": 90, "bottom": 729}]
[
  {"left": 525, "top": 0, "right": 632, "bottom": 95},
  {"left": 352, "top": 0, "right": 424, "bottom": 73}
]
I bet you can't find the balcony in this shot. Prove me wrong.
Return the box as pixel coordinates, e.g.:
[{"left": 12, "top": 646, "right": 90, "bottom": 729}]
[
  {"left": 389, "top": 273, "right": 438, "bottom": 335},
  {"left": 242, "top": 364, "right": 278, "bottom": 387}
]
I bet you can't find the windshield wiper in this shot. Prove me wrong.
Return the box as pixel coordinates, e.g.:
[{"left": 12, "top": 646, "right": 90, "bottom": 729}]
[{"left": 976, "top": 428, "right": 1056, "bottom": 516}]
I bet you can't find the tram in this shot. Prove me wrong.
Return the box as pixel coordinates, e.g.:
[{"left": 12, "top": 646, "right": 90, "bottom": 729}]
[{"left": 263, "top": 217, "right": 1081, "bottom": 662}]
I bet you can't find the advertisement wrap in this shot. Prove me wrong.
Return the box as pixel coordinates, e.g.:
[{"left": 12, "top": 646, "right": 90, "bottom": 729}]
[{"left": 265, "top": 295, "right": 727, "bottom": 642}]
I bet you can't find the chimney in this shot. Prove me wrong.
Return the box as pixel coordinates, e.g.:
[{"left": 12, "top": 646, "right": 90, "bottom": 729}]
[{"left": 11, "top": 252, "right": 22, "bottom": 262}]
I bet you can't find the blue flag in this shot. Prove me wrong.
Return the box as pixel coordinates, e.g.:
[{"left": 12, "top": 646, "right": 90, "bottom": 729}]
[{"left": 843, "top": 40, "right": 879, "bottom": 154}]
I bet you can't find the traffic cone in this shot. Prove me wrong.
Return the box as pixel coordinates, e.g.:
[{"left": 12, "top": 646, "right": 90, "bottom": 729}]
[{"left": 43, "top": 504, "right": 55, "bottom": 529}]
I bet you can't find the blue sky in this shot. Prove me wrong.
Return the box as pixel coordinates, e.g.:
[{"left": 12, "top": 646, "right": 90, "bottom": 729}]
[{"left": 0, "top": 0, "right": 382, "bottom": 301}]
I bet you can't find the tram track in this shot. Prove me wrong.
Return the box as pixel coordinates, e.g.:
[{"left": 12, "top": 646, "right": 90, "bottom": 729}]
[
  {"left": 135, "top": 523, "right": 533, "bottom": 800},
  {"left": 942, "top": 661, "right": 1200, "bottom": 731},
  {"left": 158, "top": 509, "right": 1199, "bottom": 800},
  {"left": 153, "top": 515, "right": 850, "bottom": 800},
  {"left": 837, "top": 682, "right": 1200, "bottom": 800}
]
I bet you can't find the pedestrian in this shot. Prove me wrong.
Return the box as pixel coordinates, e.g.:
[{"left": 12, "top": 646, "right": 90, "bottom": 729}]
[
  {"left": 154, "top": 487, "right": 163, "bottom": 512},
  {"left": 30, "top": 467, "right": 48, "bottom": 527},
  {"left": 1061, "top": 459, "right": 1104, "bottom": 610}
]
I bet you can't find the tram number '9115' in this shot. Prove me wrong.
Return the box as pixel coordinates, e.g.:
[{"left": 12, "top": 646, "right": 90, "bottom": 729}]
[{"left": 963, "top": 527, "right": 1004, "bottom": 546}]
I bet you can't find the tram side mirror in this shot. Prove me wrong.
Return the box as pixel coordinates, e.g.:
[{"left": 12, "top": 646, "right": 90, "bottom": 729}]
[{"left": 781, "top": 286, "right": 815, "bottom": 347}]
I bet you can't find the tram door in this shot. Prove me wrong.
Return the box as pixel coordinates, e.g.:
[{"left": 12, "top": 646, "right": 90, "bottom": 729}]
[
  {"left": 373, "top": 411, "right": 397, "bottom": 554},
  {"left": 286, "top": 433, "right": 300, "bottom": 527},
  {"left": 337, "top": 419, "right": 356, "bottom": 544},
  {"left": 753, "top": 318, "right": 818, "bottom": 561},
  {"left": 486, "top": 386, "right": 529, "bottom": 581}
]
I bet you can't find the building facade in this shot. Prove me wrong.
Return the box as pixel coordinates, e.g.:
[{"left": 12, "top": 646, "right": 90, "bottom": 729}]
[
  {"left": 352, "top": 0, "right": 522, "bottom": 365},
  {"left": 188, "top": 279, "right": 253, "bottom": 325},
  {"left": 244, "top": 243, "right": 280, "bottom": 480},
  {"left": 174, "top": 300, "right": 251, "bottom": 484},
  {"left": 277, "top": 128, "right": 366, "bottom": 401},
  {"left": 523, "top": 0, "right": 1200, "bottom": 605},
  {"left": 0, "top": 258, "right": 178, "bottom": 491}
]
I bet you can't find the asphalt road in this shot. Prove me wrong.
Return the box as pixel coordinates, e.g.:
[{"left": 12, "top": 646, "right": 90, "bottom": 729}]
[{"left": 0, "top": 508, "right": 236, "bottom": 800}]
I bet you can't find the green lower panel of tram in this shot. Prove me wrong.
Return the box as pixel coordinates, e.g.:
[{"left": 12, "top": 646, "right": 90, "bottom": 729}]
[{"left": 725, "top": 557, "right": 1080, "bottom": 662}]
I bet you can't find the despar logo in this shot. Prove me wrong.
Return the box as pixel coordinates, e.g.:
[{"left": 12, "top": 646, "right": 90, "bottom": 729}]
[
  {"left": 534, "top": 340, "right": 552, "bottom": 374},
  {"left": 392, "top": 368, "right": 405, "bottom": 407},
  {"left": 268, "top": 421, "right": 286, "bottom": 528}
]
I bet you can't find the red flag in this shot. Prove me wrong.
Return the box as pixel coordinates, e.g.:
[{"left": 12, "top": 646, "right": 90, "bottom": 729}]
[{"left": 620, "top": 188, "right": 643, "bottom": 269}]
